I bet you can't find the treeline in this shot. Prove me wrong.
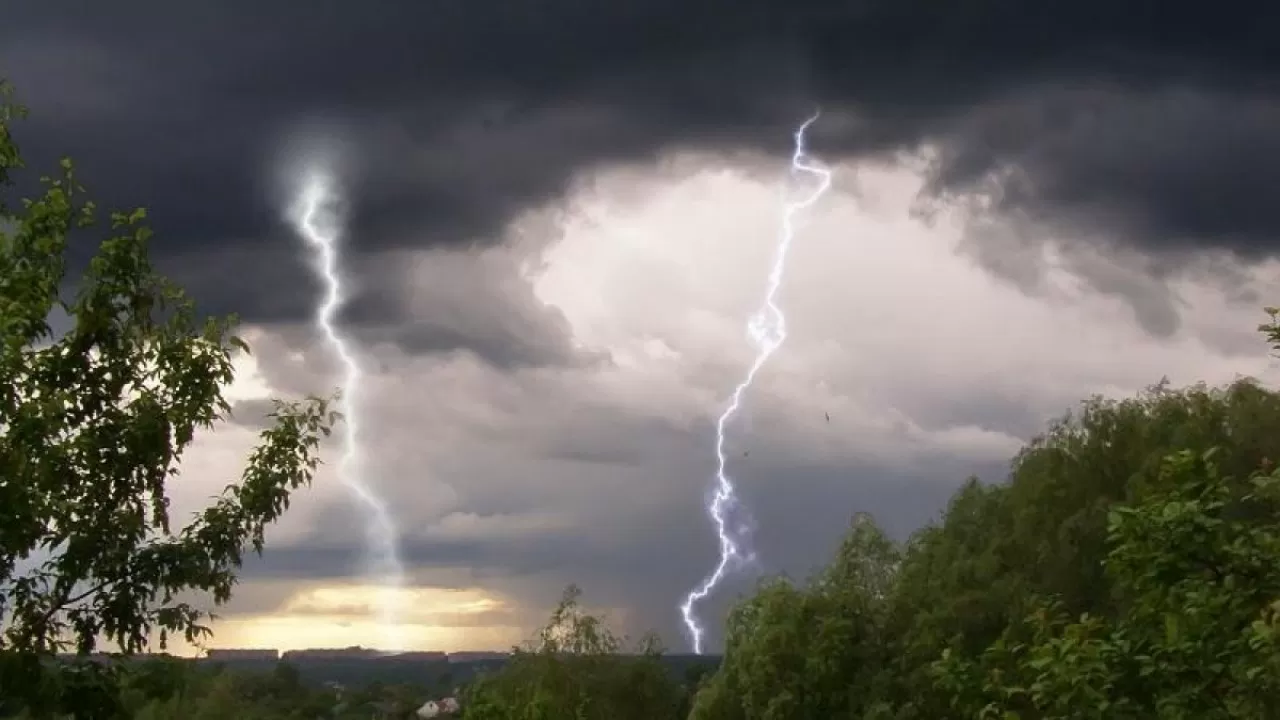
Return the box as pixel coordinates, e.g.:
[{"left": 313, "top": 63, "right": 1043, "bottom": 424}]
[
  {"left": 4, "top": 79, "right": 1280, "bottom": 718},
  {"left": 5, "top": 659, "right": 439, "bottom": 720}
]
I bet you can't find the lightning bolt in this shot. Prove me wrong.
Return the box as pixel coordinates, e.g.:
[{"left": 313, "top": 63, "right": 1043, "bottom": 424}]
[
  {"left": 289, "top": 167, "right": 407, "bottom": 652},
  {"left": 679, "top": 111, "right": 832, "bottom": 654}
]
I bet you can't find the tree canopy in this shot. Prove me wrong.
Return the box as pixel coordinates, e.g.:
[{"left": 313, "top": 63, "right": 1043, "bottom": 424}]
[
  {"left": 462, "top": 585, "right": 691, "bottom": 720},
  {"left": 0, "top": 80, "right": 333, "bottom": 718}
]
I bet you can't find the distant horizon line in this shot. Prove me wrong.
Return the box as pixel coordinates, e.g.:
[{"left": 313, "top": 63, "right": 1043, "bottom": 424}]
[
  {"left": 60, "top": 647, "right": 510, "bottom": 659},
  {"left": 55, "top": 646, "right": 721, "bottom": 660}
]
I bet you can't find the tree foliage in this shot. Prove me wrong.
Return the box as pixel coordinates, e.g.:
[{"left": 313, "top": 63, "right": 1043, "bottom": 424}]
[
  {"left": 463, "top": 585, "right": 688, "bottom": 720},
  {"left": 933, "top": 448, "right": 1280, "bottom": 718},
  {"left": 0, "top": 81, "right": 334, "bottom": 717},
  {"left": 690, "top": 516, "right": 899, "bottom": 720}
]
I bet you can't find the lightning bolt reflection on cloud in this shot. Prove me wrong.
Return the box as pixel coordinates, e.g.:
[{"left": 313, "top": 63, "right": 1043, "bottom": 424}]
[
  {"left": 679, "top": 111, "right": 833, "bottom": 655},
  {"left": 289, "top": 168, "right": 407, "bottom": 652}
]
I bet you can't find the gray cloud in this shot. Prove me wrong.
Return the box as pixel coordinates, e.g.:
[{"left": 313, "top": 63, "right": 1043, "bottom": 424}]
[
  {"left": 929, "top": 87, "right": 1280, "bottom": 256},
  {"left": 919, "top": 85, "right": 1280, "bottom": 334},
  {"left": 346, "top": 249, "right": 590, "bottom": 370},
  {"left": 240, "top": 456, "right": 969, "bottom": 647},
  {"left": 207, "top": 320, "right": 1019, "bottom": 648}
]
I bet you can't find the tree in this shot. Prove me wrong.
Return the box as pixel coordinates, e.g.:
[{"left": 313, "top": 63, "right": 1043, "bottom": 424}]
[
  {"left": 933, "top": 448, "right": 1280, "bottom": 718},
  {"left": 688, "top": 515, "right": 900, "bottom": 720},
  {"left": 463, "top": 585, "right": 686, "bottom": 720},
  {"left": 0, "top": 81, "right": 334, "bottom": 716},
  {"left": 1259, "top": 307, "right": 1280, "bottom": 355},
  {"left": 883, "top": 377, "right": 1280, "bottom": 717}
]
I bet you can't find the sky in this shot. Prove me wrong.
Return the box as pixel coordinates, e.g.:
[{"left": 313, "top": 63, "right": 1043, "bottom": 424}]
[{"left": 2, "top": 1, "right": 1279, "bottom": 655}]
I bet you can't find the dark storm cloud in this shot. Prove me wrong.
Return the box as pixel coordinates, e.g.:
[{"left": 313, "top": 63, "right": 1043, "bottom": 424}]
[
  {"left": 2, "top": 1, "right": 1269, "bottom": 307},
  {"left": 2, "top": 0, "right": 1277, "bottom": 343},
  {"left": 925, "top": 87, "right": 1280, "bottom": 254},
  {"left": 340, "top": 249, "right": 592, "bottom": 370},
  {"left": 226, "top": 399, "right": 279, "bottom": 431}
]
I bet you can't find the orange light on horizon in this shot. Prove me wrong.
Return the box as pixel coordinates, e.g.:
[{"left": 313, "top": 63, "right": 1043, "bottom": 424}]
[{"left": 148, "top": 583, "right": 523, "bottom": 656}]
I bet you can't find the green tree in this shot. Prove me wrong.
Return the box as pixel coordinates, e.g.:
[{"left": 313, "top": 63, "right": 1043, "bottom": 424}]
[
  {"left": 1259, "top": 307, "right": 1280, "bottom": 355},
  {"left": 934, "top": 448, "right": 1280, "bottom": 718},
  {"left": 463, "top": 585, "right": 685, "bottom": 720},
  {"left": 0, "top": 81, "right": 334, "bottom": 716},
  {"left": 884, "top": 377, "right": 1280, "bottom": 717},
  {"left": 689, "top": 515, "right": 900, "bottom": 720},
  {"left": 116, "top": 655, "right": 198, "bottom": 713}
]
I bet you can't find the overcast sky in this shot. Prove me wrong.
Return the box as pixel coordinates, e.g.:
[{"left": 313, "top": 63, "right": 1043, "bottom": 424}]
[{"left": 3, "top": 1, "right": 1279, "bottom": 655}]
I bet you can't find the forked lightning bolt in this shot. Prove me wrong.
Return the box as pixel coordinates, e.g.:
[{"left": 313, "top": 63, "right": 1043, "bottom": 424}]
[
  {"left": 679, "top": 111, "right": 832, "bottom": 654},
  {"left": 291, "top": 169, "right": 407, "bottom": 652}
]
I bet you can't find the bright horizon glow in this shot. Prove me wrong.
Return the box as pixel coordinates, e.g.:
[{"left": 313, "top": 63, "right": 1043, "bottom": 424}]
[
  {"left": 110, "top": 585, "right": 518, "bottom": 657},
  {"left": 206, "top": 585, "right": 520, "bottom": 655}
]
